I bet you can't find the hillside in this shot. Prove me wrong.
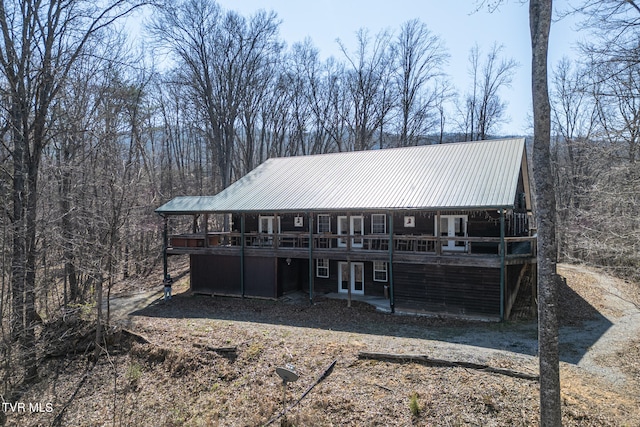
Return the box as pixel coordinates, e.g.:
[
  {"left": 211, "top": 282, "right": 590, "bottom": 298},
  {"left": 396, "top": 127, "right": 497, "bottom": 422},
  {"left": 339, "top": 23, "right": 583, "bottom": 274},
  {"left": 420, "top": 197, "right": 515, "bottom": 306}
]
[{"left": 4, "top": 264, "right": 639, "bottom": 426}]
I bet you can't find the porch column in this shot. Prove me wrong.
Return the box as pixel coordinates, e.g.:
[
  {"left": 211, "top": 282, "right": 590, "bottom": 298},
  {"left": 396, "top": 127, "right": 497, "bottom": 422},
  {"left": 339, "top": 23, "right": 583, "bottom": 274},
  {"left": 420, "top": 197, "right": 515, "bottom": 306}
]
[
  {"left": 162, "top": 216, "right": 168, "bottom": 280},
  {"left": 346, "top": 212, "right": 352, "bottom": 308},
  {"left": 241, "top": 213, "right": 246, "bottom": 298},
  {"left": 388, "top": 212, "right": 395, "bottom": 313},
  {"left": 500, "top": 208, "right": 506, "bottom": 321},
  {"left": 308, "top": 213, "right": 314, "bottom": 305},
  {"left": 435, "top": 211, "right": 442, "bottom": 256},
  {"left": 203, "top": 213, "right": 209, "bottom": 247},
  {"left": 274, "top": 213, "right": 280, "bottom": 250},
  {"left": 192, "top": 215, "right": 198, "bottom": 233}
]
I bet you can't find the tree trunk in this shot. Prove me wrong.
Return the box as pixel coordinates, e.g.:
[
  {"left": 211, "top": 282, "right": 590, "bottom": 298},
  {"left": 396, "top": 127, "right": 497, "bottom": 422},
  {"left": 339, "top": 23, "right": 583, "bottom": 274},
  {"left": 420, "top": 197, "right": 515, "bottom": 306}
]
[
  {"left": 11, "top": 128, "right": 26, "bottom": 345},
  {"left": 23, "top": 163, "right": 40, "bottom": 382},
  {"left": 529, "top": 0, "right": 561, "bottom": 425}
]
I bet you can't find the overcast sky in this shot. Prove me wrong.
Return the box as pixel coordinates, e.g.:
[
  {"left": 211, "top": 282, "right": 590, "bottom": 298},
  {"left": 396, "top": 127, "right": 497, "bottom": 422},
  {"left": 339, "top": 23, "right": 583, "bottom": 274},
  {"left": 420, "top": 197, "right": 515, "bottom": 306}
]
[{"left": 211, "top": 0, "right": 583, "bottom": 136}]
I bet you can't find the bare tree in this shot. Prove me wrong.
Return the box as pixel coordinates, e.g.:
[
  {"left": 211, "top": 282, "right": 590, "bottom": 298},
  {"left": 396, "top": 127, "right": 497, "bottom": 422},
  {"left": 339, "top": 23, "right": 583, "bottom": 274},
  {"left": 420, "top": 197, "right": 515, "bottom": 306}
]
[
  {"left": 395, "top": 19, "right": 450, "bottom": 146},
  {"left": 572, "top": 0, "right": 640, "bottom": 67},
  {"left": 339, "top": 28, "right": 396, "bottom": 151},
  {"left": 460, "top": 43, "right": 519, "bottom": 140},
  {"left": 150, "top": 1, "right": 281, "bottom": 192},
  {"left": 306, "top": 56, "right": 350, "bottom": 153},
  {"left": 0, "top": 0, "right": 145, "bottom": 383}
]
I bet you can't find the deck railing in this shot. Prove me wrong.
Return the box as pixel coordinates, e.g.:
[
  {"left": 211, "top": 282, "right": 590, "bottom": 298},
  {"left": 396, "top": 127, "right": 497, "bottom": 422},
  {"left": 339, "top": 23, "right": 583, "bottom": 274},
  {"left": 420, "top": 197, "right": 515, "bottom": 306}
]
[{"left": 168, "top": 232, "right": 536, "bottom": 257}]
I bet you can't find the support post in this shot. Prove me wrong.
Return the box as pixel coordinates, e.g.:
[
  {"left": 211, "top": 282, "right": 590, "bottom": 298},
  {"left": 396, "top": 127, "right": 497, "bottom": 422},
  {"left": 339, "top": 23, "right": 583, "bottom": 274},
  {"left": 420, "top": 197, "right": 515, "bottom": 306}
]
[
  {"left": 241, "top": 213, "right": 246, "bottom": 298},
  {"left": 162, "top": 216, "right": 168, "bottom": 280},
  {"left": 388, "top": 212, "right": 395, "bottom": 313},
  {"left": 435, "top": 211, "right": 442, "bottom": 256},
  {"left": 346, "top": 213, "right": 351, "bottom": 308},
  {"left": 203, "top": 213, "right": 209, "bottom": 247},
  {"left": 274, "top": 213, "right": 280, "bottom": 249},
  {"left": 308, "top": 213, "right": 314, "bottom": 305},
  {"left": 500, "top": 208, "right": 506, "bottom": 321}
]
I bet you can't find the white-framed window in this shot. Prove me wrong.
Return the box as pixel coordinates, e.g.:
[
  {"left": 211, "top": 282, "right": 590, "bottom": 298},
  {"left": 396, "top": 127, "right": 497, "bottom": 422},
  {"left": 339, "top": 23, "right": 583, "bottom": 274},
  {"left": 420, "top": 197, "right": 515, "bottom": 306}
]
[
  {"left": 371, "top": 214, "right": 386, "bottom": 234},
  {"left": 317, "top": 214, "right": 331, "bottom": 233},
  {"left": 259, "top": 215, "right": 281, "bottom": 234},
  {"left": 316, "top": 259, "right": 329, "bottom": 278},
  {"left": 373, "top": 261, "right": 388, "bottom": 282}
]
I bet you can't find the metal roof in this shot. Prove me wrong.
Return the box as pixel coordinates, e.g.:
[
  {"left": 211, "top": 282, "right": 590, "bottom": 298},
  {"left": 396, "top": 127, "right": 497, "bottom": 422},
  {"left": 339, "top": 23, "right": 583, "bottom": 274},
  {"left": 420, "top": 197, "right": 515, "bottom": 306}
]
[{"left": 156, "top": 138, "right": 529, "bottom": 215}]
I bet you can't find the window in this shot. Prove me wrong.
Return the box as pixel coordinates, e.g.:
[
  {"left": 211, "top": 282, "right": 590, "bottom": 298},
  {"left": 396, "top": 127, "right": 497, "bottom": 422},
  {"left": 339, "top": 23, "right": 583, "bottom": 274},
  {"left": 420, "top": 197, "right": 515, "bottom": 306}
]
[
  {"left": 317, "top": 215, "right": 331, "bottom": 233},
  {"left": 373, "top": 261, "right": 388, "bottom": 282},
  {"left": 316, "top": 259, "right": 329, "bottom": 278},
  {"left": 371, "top": 214, "right": 386, "bottom": 234}
]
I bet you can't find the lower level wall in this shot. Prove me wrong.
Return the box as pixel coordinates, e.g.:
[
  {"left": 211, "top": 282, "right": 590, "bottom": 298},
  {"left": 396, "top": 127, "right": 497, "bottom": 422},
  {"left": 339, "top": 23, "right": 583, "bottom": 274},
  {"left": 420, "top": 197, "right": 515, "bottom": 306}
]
[
  {"left": 189, "top": 254, "right": 526, "bottom": 317},
  {"left": 393, "top": 264, "right": 501, "bottom": 317},
  {"left": 191, "top": 254, "right": 278, "bottom": 298}
]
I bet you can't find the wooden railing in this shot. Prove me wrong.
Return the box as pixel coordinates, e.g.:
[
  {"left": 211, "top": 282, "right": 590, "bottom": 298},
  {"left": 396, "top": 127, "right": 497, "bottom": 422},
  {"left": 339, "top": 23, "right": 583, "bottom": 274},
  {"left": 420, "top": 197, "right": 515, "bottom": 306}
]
[{"left": 169, "top": 232, "right": 537, "bottom": 257}]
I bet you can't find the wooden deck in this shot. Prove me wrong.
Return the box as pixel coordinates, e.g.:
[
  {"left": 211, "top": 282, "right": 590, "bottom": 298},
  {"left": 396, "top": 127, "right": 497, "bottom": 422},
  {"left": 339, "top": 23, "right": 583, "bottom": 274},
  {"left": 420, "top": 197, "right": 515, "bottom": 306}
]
[{"left": 166, "top": 232, "right": 536, "bottom": 267}]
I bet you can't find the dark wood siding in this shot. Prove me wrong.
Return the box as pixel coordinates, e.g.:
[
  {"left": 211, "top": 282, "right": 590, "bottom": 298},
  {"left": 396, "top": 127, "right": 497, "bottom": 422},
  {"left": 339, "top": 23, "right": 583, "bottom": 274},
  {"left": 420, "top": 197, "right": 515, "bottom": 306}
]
[
  {"left": 505, "top": 264, "right": 525, "bottom": 305},
  {"left": 190, "top": 254, "right": 277, "bottom": 298},
  {"left": 191, "top": 254, "right": 241, "bottom": 295},
  {"left": 245, "top": 257, "right": 277, "bottom": 298},
  {"left": 311, "top": 260, "right": 387, "bottom": 297},
  {"left": 393, "top": 263, "right": 501, "bottom": 316},
  {"left": 277, "top": 257, "right": 303, "bottom": 295}
]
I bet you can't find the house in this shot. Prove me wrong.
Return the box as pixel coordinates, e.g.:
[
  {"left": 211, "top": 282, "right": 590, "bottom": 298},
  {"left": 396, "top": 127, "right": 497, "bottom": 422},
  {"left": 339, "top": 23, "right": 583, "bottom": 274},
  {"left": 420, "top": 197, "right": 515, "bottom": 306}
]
[{"left": 155, "top": 138, "right": 536, "bottom": 320}]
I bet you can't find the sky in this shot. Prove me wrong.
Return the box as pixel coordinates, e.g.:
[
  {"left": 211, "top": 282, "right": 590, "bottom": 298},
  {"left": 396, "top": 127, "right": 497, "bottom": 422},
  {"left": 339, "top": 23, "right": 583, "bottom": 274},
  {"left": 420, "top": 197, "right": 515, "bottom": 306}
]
[{"left": 212, "top": 0, "right": 583, "bottom": 136}]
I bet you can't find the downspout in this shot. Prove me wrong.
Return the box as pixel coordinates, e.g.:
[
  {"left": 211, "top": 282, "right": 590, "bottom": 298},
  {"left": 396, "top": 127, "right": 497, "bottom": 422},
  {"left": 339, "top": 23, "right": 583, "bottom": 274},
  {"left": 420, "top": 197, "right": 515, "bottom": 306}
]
[
  {"left": 241, "top": 213, "right": 245, "bottom": 298},
  {"left": 308, "top": 213, "right": 314, "bottom": 305},
  {"left": 162, "top": 215, "right": 168, "bottom": 280},
  {"left": 388, "top": 212, "right": 395, "bottom": 313},
  {"left": 500, "top": 208, "right": 506, "bottom": 321}
]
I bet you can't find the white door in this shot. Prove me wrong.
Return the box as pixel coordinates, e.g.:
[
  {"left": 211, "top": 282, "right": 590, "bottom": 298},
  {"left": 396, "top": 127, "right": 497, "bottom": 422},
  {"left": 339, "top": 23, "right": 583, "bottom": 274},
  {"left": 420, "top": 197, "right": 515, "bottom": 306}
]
[
  {"left": 337, "top": 216, "right": 364, "bottom": 248},
  {"left": 351, "top": 216, "right": 364, "bottom": 248},
  {"left": 259, "top": 216, "right": 275, "bottom": 234},
  {"left": 337, "top": 216, "right": 348, "bottom": 247},
  {"left": 338, "top": 262, "right": 365, "bottom": 295},
  {"left": 438, "top": 215, "right": 468, "bottom": 251},
  {"left": 259, "top": 216, "right": 280, "bottom": 246}
]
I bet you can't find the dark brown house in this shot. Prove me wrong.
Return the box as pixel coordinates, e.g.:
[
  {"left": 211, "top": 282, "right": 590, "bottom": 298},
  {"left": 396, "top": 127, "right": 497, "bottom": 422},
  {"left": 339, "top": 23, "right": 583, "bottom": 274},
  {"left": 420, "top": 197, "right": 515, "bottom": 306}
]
[{"left": 156, "top": 138, "right": 536, "bottom": 320}]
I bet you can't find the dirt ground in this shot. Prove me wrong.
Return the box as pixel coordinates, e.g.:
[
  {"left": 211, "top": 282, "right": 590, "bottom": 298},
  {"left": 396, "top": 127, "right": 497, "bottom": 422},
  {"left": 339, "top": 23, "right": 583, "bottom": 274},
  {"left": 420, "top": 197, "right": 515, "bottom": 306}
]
[{"left": 5, "top": 263, "right": 640, "bottom": 426}]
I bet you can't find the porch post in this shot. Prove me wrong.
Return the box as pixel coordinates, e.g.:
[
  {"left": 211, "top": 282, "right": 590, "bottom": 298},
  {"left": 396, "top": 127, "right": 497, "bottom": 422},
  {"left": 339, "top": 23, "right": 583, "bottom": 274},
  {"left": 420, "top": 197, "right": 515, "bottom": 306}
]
[
  {"left": 500, "top": 208, "right": 506, "bottom": 321},
  {"left": 162, "top": 216, "right": 168, "bottom": 280},
  {"left": 241, "top": 213, "right": 245, "bottom": 298},
  {"left": 435, "top": 211, "right": 442, "bottom": 256},
  {"left": 388, "top": 212, "right": 395, "bottom": 313},
  {"left": 347, "top": 212, "right": 352, "bottom": 308},
  {"left": 203, "top": 213, "right": 209, "bottom": 247},
  {"left": 308, "top": 213, "right": 314, "bottom": 305}
]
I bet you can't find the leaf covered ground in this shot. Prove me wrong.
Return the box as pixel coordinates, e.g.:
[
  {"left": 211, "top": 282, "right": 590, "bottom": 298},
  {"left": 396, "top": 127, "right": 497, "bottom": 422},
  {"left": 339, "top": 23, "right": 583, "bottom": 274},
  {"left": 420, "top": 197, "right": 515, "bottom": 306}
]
[{"left": 4, "top": 264, "right": 640, "bottom": 426}]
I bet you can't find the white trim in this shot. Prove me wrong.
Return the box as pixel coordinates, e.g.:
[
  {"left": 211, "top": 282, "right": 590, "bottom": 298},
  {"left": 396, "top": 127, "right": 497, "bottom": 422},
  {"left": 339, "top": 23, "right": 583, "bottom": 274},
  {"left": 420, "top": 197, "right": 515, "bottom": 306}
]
[
  {"left": 317, "top": 214, "right": 331, "bottom": 233},
  {"left": 316, "top": 259, "right": 329, "bottom": 278},
  {"left": 338, "top": 262, "right": 365, "bottom": 295},
  {"left": 258, "top": 215, "right": 281, "bottom": 234},
  {"left": 337, "top": 216, "right": 348, "bottom": 247},
  {"left": 338, "top": 215, "right": 364, "bottom": 248},
  {"left": 437, "top": 215, "right": 468, "bottom": 252},
  {"left": 373, "top": 261, "right": 388, "bottom": 282},
  {"left": 371, "top": 213, "right": 386, "bottom": 234},
  {"left": 351, "top": 216, "right": 364, "bottom": 248}
]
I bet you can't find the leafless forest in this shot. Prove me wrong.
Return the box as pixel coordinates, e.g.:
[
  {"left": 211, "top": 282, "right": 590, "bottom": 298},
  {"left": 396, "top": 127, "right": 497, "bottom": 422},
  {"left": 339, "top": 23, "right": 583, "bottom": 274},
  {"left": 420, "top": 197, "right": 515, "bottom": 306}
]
[{"left": 0, "top": 0, "right": 638, "bottom": 423}]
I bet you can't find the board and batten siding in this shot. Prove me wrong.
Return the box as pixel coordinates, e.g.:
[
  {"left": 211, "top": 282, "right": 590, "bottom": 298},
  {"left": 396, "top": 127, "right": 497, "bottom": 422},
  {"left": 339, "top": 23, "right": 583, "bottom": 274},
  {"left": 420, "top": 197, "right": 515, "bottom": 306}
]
[
  {"left": 191, "top": 254, "right": 278, "bottom": 298},
  {"left": 393, "top": 263, "right": 501, "bottom": 316}
]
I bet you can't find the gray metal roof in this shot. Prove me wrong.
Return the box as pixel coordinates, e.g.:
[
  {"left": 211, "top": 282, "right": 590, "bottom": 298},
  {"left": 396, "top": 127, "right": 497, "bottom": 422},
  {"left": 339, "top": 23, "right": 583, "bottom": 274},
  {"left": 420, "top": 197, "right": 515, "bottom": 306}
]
[{"left": 156, "top": 138, "right": 529, "bottom": 215}]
